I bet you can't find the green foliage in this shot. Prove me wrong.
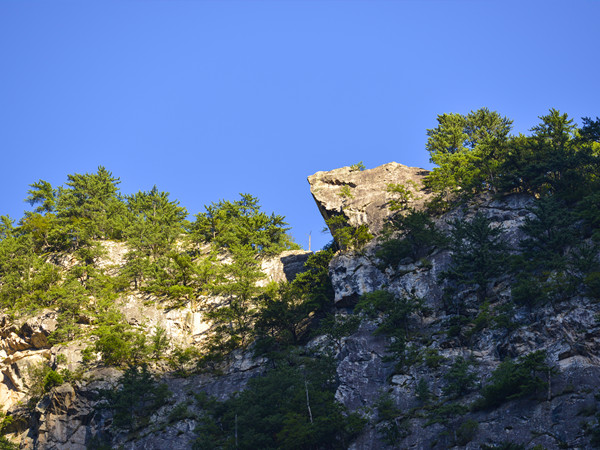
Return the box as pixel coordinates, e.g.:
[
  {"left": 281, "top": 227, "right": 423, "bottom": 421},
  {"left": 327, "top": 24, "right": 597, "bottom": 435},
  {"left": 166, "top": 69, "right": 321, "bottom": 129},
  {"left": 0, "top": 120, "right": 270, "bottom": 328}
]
[
  {"left": 425, "top": 108, "right": 513, "bottom": 197},
  {"left": 415, "top": 378, "right": 431, "bottom": 404},
  {"left": 386, "top": 181, "right": 418, "bottom": 211},
  {"left": 501, "top": 110, "right": 599, "bottom": 199},
  {"left": 168, "top": 402, "right": 194, "bottom": 424},
  {"left": 442, "top": 213, "right": 508, "bottom": 308},
  {"left": 455, "top": 419, "right": 479, "bottom": 446},
  {"left": 168, "top": 346, "right": 202, "bottom": 377},
  {"left": 289, "top": 246, "right": 335, "bottom": 309},
  {"left": 47, "top": 278, "right": 90, "bottom": 343},
  {"left": 135, "top": 251, "right": 217, "bottom": 306},
  {"left": 124, "top": 186, "right": 188, "bottom": 259},
  {"left": 509, "top": 196, "right": 600, "bottom": 307},
  {"left": 0, "top": 235, "right": 60, "bottom": 311},
  {"left": 255, "top": 248, "right": 336, "bottom": 354},
  {"left": 102, "top": 365, "right": 170, "bottom": 432},
  {"left": 475, "top": 351, "right": 552, "bottom": 409},
  {"left": 442, "top": 357, "right": 476, "bottom": 398},
  {"left": 374, "top": 393, "right": 406, "bottom": 445},
  {"left": 193, "top": 352, "right": 364, "bottom": 450},
  {"left": 356, "top": 290, "right": 422, "bottom": 372},
  {"left": 43, "top": 369, "right": 64, "bottom": 392},
  {"left": 425, "top": 402, "right": 468, "bottom": 426},
  {"left": 150, "top": 326, "right": 170, "bottom": 360},
  {"left": 518, "top": 197, "right": 576, "bottom": 272},
  {"left": 87, "top": 319, "right": 149, "bottom": 367},
  {"left": 25, "top": 179, "right": 56, "bottom": 214},
  {"left": 318, "top": 313, "right": 361, "bottom": 352},
  {"left": 325, "top": 215, "right": 372, "bottom": 251},
  {"left": 26, "top": 363, "right": 64, "bottom": 404},
  {"left": 377, "top": 209, "right": 443, "bottom": 266},
  {"left": 203, "top": 244, "right": 264, "bottom": 353},
  {"left": 0, "top": 411, "right": 17, "bottom": 450},
  {"left": 254, "top": 282, "right": 309, "bottom": 353},
  {"left": 0, "top": 216, "right": 14, "bottom": 240},
  {"left": 357, "top": 290, "right": 422, "bottom": 338},
  {"left": 349, "top": 161, "right": 365, "bottom": 172},
  {"left": 192, "top": 193, "right": 298, "bottom": 256},
  {"left": 424, "top": 108, "right": 600, "bottom": 211},
  {"left": 338, "top": 185, "right": 354, "bottom": 199},
  {"left": 423, "top": 349, "right": 446, "bottom": 369},
  {"left": 54, "top": 166, "right": 126, "bottom": 247}
]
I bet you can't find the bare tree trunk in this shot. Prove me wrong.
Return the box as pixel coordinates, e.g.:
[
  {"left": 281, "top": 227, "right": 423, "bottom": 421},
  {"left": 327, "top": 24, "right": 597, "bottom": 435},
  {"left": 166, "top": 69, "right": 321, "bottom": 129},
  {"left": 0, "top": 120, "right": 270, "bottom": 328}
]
[
  {"left": 235, "top": 413, "right": 238, "bottom": 447},
  {"left": 305, "top": 379, "right": 313, "bottom": 425}
]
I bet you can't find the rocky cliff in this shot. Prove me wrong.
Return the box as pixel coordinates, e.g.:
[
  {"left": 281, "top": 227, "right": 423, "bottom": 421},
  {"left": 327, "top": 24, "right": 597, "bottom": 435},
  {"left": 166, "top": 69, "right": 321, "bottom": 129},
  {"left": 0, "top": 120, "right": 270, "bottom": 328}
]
[
  {"left": 2, "top": 162, "right": 600, "bottom": 449},
  {"left": 0, "top": 249, "right": 311, "bottom": 449},
  {"left": 310, "top": 164, "right": 600, "bottom": 449}
]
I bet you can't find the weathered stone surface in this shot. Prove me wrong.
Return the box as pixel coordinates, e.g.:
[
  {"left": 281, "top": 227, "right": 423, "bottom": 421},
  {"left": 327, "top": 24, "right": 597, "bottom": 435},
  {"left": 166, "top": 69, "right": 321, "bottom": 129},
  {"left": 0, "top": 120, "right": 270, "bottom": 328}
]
[
  {"left": 329, "top": 245, "right": 387, "bottom": 303},
  {"left": 259, "top": 249, "right": 312, "bottom": 286},
  {"left": 4, "top": 162, "right": 600, "bottom": 449},
  {"left": 308, "top": 162, "right": 432, "bottom": 235}
]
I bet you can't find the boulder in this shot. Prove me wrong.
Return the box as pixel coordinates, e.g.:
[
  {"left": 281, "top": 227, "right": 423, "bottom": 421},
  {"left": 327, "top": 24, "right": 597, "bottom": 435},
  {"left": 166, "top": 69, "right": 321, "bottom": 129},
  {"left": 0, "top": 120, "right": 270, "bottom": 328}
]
[{"left": 308, "top": 162, "right": 432, "bottom": 236}]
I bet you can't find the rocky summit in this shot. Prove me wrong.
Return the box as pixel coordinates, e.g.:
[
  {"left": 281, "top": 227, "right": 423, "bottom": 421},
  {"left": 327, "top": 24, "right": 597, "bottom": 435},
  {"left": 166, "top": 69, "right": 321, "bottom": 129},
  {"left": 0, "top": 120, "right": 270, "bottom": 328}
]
[
  {"left": 308, "top": 162, "right": 433, "bottom": 235},
  {"left": 2, "top": 160, "right": 600, "bottom": 449}
]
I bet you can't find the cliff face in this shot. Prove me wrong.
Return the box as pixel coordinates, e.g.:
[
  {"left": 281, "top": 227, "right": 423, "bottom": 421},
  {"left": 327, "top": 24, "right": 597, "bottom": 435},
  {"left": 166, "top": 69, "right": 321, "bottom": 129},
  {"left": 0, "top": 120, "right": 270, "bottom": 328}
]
[
  {"left": 0, "top": 249, "right": 310, "bottom": 449},
  {"left": 310, "top": 163, "right": 600, "bottom": 449},
  {"left": 3, "top": 162, "right": 600, "bottom": 449}
]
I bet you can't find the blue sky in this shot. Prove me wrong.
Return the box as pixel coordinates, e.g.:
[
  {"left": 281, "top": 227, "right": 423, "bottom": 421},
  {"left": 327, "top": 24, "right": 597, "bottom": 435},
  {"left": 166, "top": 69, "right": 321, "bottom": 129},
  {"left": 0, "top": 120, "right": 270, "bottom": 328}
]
[{"left": 1, "top": 1, "right": 599, "bottom": 250}]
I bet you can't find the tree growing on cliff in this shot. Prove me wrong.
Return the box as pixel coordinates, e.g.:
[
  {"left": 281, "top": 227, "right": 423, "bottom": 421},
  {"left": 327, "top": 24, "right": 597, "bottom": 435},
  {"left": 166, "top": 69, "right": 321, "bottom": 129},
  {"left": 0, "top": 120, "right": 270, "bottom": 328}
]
[
  {"left": 425, "top": 108, "right": 513, "bottom": 198},
  {"left": 377, "top": 208, "right": 444, "bottom": 267},
  {"left": 202, "top": 244, "right": 265, "bottom": 354},
  {"left": 124, "top": 186, "right": 188, "bottom": 259},
  {"left": 192, "top": 193, "right": 298, "bottom": 256},
  {"left": 55, "top": 166, "right": 127, "bottom": 246},
  {"left": 324, "top": 215, "right": 372, "bottom": 251},
  {"left": 442, "top": 213, "right": 508, "bottom": 310}
]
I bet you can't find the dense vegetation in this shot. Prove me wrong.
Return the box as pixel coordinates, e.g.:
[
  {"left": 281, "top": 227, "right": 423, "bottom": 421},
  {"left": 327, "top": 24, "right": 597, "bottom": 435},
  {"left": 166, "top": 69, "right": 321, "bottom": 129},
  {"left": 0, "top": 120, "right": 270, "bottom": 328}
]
[
  {"left": 0, "top": 167, "right": 364, "bottom": 447},
  {"left": 1, "top": 108, "right": 599, "bottom": 448}
]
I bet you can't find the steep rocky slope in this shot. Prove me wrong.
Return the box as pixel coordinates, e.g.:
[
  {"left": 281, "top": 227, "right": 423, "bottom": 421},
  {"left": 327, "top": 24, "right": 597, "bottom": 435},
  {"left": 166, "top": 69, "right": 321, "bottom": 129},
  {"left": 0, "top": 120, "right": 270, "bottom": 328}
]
[
  {"left": 313, "top": 164, "right": 600, "bottom": 449},
  {"left": 0, "top": 249, "right": 311, "bottom": 449},
  {"left": 2, "top": 162, "right": 600, "bottom": 449}
]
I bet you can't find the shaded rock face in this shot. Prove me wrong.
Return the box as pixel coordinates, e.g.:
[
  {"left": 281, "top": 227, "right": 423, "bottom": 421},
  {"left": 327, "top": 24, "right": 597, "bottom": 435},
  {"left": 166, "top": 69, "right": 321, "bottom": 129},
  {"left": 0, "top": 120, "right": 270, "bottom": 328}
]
[
  {"left": 329, "top": 192, "right": 534, "bottom": 305},
  {"left": 0, "top": 244, "right": 307, "bottom": 448},
  {"left": 308, "top": 162, "right": 432, "bottom": 235},
  {"left": 259, "top": 249, "right": 312, "bottom": 287},
  {"left": 319, "top": 169, "right": 600, "bottom": 448},
  {"left": 9, "top": 359, "right": 265, "bottom": 450}
]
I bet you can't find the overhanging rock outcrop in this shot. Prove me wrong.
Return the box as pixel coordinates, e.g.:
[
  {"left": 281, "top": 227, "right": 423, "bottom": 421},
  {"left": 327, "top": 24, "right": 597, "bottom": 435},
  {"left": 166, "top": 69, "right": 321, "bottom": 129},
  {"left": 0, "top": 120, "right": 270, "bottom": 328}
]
[{"left": 307, "top": 162, "right": 432, "bottom": 236}]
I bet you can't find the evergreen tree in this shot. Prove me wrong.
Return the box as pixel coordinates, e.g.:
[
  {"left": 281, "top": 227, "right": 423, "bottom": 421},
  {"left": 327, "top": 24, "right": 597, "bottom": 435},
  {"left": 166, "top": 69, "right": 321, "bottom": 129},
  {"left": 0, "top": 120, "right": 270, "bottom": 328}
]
[
  {"left": 25, "top": 180, "right": 56, "bottom": 213},
  {"left": 105, "top": 365, "right": 170, "bottom": 431},
  {"left": 55, "top": 166, "right": 126, "bottom": 245},
  {"left": 192, "top": 193, "right": 298, "bottom": 256},
  {"left": 377, "top": 208, "right": 443, "bottom": 266},
  {"left": 124, "top": 186, "right": 188, "bottom": 259},
  {"left": 425, "top": 108, "right": 513, "bottom": 197},
  {"left": 442, "top": 213, "right": 508, "bottom": 307},
  {"left": 518, "top": 196, "right": 576, "bottom": 273},
  {"left": 204, "top": 244, "right": 265, "bottom": 352}
]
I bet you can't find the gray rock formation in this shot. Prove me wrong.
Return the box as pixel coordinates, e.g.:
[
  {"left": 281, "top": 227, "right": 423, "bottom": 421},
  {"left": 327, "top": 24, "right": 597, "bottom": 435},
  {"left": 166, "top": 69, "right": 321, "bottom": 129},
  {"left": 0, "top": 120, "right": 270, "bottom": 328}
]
[
  {"left": 308, "top": 162, "right": 432, "bottom": 235},
  {"left": 3, "top": 162, "right": 600, "bottom": 449}
]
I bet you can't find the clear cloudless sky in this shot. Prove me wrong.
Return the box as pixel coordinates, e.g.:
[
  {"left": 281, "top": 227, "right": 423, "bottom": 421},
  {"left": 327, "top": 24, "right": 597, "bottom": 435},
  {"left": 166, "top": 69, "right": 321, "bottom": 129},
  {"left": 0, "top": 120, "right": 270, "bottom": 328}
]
[{"left": 1, "top": 0, "right": 599, "bottom": 250}]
